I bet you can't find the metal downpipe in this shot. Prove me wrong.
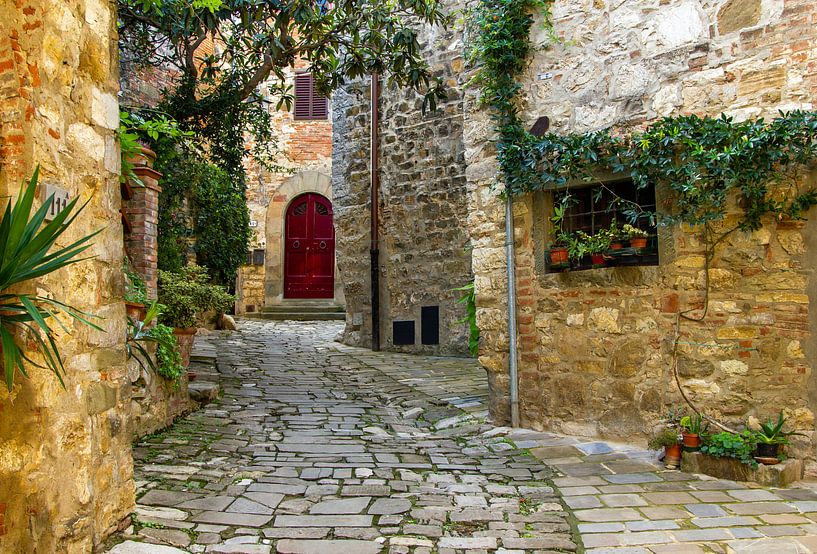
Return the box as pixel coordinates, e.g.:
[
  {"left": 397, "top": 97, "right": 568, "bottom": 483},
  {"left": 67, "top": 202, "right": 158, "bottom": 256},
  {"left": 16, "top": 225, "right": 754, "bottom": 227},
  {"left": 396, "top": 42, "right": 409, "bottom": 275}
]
[
  {"left": 505, "top": 195, "right": 520, "bottom": 427},
  {"left": 370, "top": 73, "right": 381, "bottom": 352}
]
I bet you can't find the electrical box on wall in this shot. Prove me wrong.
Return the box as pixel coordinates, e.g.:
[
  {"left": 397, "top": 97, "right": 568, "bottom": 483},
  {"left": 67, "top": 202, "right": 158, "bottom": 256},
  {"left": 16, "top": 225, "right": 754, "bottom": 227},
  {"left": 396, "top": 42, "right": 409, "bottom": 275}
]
[{"left": 41, "top": 183, "right": 70, "bottom": 222}]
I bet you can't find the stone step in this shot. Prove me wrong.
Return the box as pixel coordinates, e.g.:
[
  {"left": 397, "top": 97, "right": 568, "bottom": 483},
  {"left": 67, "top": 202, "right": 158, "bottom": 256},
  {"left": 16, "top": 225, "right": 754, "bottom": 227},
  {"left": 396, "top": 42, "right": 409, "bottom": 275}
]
[
  {"left": 243, "top": 311, "right": 346, "bottom": 321},
  {"left": 260, "top": 305, "right": 344, "bottom": 313}
]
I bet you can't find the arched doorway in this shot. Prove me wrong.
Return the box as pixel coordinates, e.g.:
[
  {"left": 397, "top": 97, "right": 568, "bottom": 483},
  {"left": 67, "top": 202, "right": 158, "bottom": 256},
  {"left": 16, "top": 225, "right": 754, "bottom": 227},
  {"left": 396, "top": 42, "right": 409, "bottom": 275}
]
[{"left": 284, "top": 193, "right": 335, "bottom": 298}]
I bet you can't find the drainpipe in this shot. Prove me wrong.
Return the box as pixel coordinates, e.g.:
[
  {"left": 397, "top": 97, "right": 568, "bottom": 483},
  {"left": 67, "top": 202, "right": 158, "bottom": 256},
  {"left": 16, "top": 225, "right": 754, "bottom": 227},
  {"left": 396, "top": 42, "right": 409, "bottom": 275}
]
[
  {"left": 370, "top": 73, "right": 381, "bottom": 352},
  {"left": 505, "top": 195, "right": 520, "bottom": 427}
]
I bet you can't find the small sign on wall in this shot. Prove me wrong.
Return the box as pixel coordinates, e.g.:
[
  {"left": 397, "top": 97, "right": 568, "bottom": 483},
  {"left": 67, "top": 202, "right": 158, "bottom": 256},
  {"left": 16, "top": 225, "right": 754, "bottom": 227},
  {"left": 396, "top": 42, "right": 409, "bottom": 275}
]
[
  {"left": 249, "top": 219, "right": 258, "bottom": 228},
  {"left": 41, "top": 184, "right": 70, "bottom": 222}
]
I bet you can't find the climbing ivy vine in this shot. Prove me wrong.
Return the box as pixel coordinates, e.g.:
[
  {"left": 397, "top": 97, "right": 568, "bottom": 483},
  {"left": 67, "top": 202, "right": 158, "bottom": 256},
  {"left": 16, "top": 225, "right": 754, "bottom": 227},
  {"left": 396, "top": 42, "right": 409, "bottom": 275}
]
[{"left": 468, "top": 0, "right": 817, "bottom": 232}]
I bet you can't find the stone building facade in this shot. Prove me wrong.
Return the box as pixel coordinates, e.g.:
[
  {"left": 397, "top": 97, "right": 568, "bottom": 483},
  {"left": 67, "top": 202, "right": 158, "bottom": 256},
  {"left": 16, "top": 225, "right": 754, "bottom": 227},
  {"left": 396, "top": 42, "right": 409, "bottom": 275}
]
[
  {"left": 332, "top": 15, "right": 474, "bottom": 355},
  {"left": 470, "top": 0, "right": 817, "bottom": 467},
  {"left": 236, "top": 67, "right": 338, "bottom": 314},
  {"left": 334, "top": 0, "right": 817, "bottom": 469},
  {"left": 0, "top": 0, "right": 134, "bottom": 550}
]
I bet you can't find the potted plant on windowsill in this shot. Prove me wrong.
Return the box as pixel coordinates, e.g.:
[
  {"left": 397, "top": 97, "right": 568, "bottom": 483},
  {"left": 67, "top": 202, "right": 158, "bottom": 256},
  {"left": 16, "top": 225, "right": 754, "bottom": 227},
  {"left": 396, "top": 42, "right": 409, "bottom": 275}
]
[
  {"left": 577, "top": 229, "right": 613, "bottom": 267},
  {"left": 158, "top": 264, "right": 234, "bottom": 368},
  {"left": 547, "top": 201, "right": 571, "bottom": 268},
  {"left": 754, "top": 412, "right": 802, "bottom": 464},
  {"left": 648, "top": 428, "right": 682, "bottom": 469},
  {"left": 622, "top": 224, "right": 650, "bottom": 249},
  {"left": 680, "top": 413, "right": 708, "bottom": 450},
  {"left": 608, "top": 221, "right": 624, "bottom": 250}
]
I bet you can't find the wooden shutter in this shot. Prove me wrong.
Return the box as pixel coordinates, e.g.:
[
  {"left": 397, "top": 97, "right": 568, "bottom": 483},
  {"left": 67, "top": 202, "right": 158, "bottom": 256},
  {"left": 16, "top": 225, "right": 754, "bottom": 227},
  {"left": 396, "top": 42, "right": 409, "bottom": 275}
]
[{"left": 294, "top": 73, "right": 328, "bottom": 120}]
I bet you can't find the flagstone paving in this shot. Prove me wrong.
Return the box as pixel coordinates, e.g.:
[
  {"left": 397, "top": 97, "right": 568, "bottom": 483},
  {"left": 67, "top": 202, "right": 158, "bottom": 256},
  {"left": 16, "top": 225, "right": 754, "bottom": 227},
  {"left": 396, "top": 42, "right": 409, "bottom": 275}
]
[{"left": 107, "top": 320, "right": 817, "bottom": 554}]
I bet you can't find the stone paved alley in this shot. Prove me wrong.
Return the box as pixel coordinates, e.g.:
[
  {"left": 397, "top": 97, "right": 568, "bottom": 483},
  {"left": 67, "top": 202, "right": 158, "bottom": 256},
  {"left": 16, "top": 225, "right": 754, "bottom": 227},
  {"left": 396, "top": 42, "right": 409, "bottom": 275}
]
[{"left": 109, "top": 321, "right": 817, "bottom": 554}]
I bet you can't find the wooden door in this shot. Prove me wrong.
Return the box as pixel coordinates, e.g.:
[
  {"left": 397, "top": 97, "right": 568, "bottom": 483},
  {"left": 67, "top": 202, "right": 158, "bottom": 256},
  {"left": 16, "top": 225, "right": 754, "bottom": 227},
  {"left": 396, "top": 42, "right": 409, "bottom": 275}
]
[{"left": 284, "top": 193, "right": 335, "bottom": 298}]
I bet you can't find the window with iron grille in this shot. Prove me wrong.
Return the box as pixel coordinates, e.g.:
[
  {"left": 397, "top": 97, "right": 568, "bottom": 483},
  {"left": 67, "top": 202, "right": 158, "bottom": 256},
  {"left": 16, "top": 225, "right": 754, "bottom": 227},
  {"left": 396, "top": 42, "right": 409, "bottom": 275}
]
[
  {"left": 293, "top": 73, "right": 329, "bottom": 120},
  {"left": 548, "top": 178, "right": 659, "bottom": 271}
]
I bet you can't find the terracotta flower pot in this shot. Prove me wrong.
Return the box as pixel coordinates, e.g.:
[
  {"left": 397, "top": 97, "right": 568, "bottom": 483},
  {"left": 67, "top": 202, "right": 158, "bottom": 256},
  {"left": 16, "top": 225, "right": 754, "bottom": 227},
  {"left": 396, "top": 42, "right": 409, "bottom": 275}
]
[
  {"left": 630, "top": 237, "right": 648, "bottom": 249},
  {"left": 664, "top": 443, "right": 682, "bottom": 469},
  {"left": 549, "top": 247, "right": 569, "bottom": 265},
  {"left": 591, "top": 253, "right": 606, "bottom": 266},
  {"left": 125, "top": 301, "right": 146, "bottom": 322},
  {"left": 173, "top": 327, "right": 197, "bottom": 369},
  {"left": 610, "top": 241, "right": 624, "bottom": 250},
  {"left": 682, "top": 432, "right": 701, "bottom": 449}
]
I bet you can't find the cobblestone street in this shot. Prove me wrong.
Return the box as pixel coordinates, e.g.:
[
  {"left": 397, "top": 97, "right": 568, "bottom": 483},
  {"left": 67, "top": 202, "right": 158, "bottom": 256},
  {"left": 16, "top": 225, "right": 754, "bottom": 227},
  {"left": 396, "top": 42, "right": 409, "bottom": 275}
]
[{"left": 109, "top": 320, "right": 817, "bottom": 554}]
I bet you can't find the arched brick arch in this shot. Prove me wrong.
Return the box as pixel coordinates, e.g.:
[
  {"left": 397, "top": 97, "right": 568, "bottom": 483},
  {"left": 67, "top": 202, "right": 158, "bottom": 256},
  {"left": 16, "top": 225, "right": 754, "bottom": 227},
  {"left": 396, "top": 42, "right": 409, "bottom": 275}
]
[{"left": 264, "top": 171, "right": 343, "bottom": 305}]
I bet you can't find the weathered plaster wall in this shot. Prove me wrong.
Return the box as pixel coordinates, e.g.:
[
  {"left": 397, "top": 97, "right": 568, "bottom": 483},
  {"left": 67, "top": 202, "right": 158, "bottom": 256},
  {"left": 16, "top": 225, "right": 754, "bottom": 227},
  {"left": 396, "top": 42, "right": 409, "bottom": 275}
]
[
  {"left": 332, "top": 10, "right": 473, "bottom": 354},
  {"left": 465, "top": 0, "right": 817, "bottom": 468},
  {"left": 0, "top": 0, "right": 134, "bottom": 550}
]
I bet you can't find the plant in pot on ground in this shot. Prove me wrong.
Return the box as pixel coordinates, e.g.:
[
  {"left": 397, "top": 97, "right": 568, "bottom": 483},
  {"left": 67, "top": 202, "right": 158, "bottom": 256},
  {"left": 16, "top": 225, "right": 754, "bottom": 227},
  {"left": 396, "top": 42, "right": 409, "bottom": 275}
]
[
  {"left": 0, "top": 167, "right": 102, "bottom": 391},
  {"left": 648, "top": 428, "right": 682, "bottom": 469},
  {"left": 158, "top": 264, "right": 234, "bottom": 367},
  {"left": 754, "top": 411, "right": 802, "bottom": 464},
  {"left": 680, "top": 414, "right": 708, "bottom": 450}
]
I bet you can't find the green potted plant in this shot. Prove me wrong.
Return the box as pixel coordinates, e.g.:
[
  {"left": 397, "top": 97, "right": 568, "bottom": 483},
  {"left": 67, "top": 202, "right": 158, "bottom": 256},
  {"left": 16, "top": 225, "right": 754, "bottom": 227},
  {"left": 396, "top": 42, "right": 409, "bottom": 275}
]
[
  {"left": 754, "top": 412, "right": 802, "bottom": 464},
  {"left": 680, "top": 414, "right": 708, "bottom": 450},
  {"left": 547, "top": 203, "right": 570, "bottom": 266},
  {"left": 577, "top": 229, "right": 613, "bottom": 267},
  {"left": 608, "top": 221, "right": 624, "bottom": 250},
  {"left": 648, "top": 428, "right": 682, "bottom": 469},
  {"left": 124, "top": 257, "right": 148, "bottom": 321},
  {"left": 157, "top": 265, "right": 234, "bottom": 367},
  {"left": 622, "top": 223, "right": 650, "bottom": 249},
  {"left": 126, "top": 302, "right": 184, "bottom": 382}
]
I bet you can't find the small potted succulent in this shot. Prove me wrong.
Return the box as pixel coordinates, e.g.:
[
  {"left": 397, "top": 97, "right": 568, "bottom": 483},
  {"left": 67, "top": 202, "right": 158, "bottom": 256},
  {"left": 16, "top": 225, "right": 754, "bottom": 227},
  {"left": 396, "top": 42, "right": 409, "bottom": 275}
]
[
  {"left": 754, "top": 412, "right": 802, "bottom": 464},
  {"left": 622, "top": 224, "right": 649, "bottom": 249},
  {"left": 648, "top": 428, "right": 682, "bottom": 469},
  {"left": 680, "top": 413, "right": 708, "bottom": 450}
]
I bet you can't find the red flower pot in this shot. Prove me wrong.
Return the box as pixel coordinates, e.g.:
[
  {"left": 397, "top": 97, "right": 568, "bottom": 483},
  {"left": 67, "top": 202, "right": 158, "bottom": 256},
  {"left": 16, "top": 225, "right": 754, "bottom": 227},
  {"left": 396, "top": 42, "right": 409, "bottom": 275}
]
[
  {"left": 549, "top": 247, "right": 569, "bottom": 265},
  {"left": 610, "top": 241, "right": 623, "bottom": 250},
  {"left": 591, "top": 253, "right": 606, "bottom": 266},
  {"left": 173, "top": 327, "right": 197, "bottom": 369},
  {"left": 682, "top": 432, "right": 701, "bottom": 449},
  {"left": 630, "top": 237, "right": 648, "bottom": 249},
  {"left": 125, "top": 301, "right": 146, "bottom": 322},
  {"left": 664, "top": 443, "right": 682, "bottom": 468}
]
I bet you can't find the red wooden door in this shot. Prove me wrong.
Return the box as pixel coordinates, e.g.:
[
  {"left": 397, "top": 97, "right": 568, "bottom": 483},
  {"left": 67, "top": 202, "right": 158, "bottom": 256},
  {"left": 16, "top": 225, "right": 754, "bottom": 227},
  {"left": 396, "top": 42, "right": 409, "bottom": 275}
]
[{"left": 284, "top": 193, "right": 335, "bottom": 298}]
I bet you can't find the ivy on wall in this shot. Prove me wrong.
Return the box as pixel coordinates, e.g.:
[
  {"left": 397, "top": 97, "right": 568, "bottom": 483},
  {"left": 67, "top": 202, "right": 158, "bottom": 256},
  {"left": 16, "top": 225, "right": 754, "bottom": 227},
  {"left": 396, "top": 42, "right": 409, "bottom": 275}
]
[{"left": 468, "top": 0, "right": 817, "bottom": 232}]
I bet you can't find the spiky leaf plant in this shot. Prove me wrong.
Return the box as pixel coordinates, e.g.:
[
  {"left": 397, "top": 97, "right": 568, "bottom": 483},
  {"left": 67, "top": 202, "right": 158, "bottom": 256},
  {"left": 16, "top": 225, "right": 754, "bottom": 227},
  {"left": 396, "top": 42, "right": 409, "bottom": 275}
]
[{"left": 0, "top": 167, "right": 102, "bottom": 391}]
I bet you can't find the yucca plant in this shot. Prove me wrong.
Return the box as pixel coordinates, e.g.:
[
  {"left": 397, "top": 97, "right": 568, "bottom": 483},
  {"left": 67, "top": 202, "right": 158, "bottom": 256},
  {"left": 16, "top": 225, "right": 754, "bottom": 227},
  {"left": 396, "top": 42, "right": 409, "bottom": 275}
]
[{"left": 1, "top": 167, "right": 102, "bottom": 391}]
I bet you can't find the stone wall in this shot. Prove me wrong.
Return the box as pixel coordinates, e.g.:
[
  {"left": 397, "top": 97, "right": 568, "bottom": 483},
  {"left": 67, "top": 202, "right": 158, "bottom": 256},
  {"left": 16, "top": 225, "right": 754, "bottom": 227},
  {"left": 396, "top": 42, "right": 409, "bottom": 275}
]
[
  {"left": 0, "top": 0, "right": 134, "bottom": 550},
  {"left": 464, "top": 0, "right": 817, "bottom": 469},
  {"left": 332, "top": 6, "right": 473, "bottom": 354}
]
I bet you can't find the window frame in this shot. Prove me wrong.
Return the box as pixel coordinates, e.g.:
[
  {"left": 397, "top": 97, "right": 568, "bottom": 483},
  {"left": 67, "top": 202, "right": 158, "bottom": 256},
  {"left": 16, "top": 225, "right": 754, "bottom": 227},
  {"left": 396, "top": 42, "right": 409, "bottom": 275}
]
[{"left": 293, "top": 72, "right": 329, "bottom": 121}]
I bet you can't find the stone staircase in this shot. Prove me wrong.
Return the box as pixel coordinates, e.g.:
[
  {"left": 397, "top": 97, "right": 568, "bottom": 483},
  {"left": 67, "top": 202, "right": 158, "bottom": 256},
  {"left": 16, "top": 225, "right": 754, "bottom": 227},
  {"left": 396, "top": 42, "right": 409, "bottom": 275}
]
[{"left": 243, "top": 301, "right": 346, "bottom": 321}]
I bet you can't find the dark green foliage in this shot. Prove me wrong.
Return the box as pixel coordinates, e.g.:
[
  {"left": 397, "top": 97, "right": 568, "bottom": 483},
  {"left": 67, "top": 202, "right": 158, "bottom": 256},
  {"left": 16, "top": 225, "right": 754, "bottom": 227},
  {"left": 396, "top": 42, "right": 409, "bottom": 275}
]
[
  {"left": 158, "top": 265, "right": 235, "bottom": 329},
  {"left": 191, "top": 163, "right": 251, "bottom": 286},
  {"left": 701, "top": 431, "right": 758, "bottom": 468},
  {"left": 455, "top": 282, "right": 479, "bottom": 357},
  {"left": 469, "top": 0, "right": 817, "bottom": 230},
  {"left": 148, "top": 323, "right": 185, "bottom": 381},
  {"left": 756, "top": 411, "right": 803, "bottom": 445},
  {"left": 647, "top": 428, "right": 679, "bottom": 451},
  {"left": 0, "top": 168, "right": 103, "bottom": 390},
  {"left": 154, "top": 142, "right": 250, "bottom": 286},
  {"left": 124, "top": 257, "right": 149, "bottom": 304}
]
